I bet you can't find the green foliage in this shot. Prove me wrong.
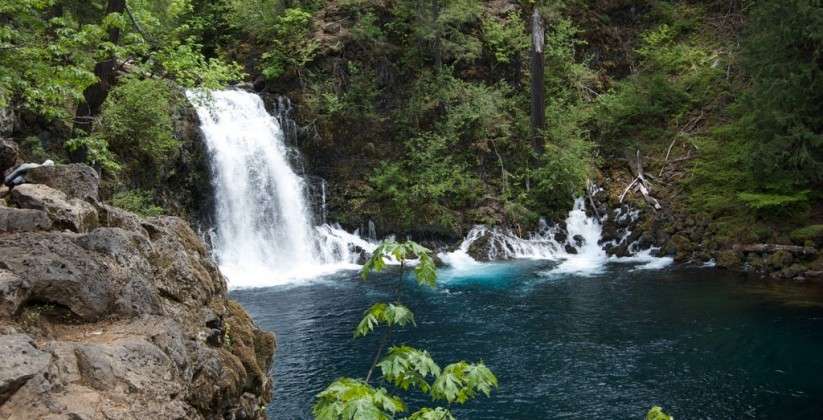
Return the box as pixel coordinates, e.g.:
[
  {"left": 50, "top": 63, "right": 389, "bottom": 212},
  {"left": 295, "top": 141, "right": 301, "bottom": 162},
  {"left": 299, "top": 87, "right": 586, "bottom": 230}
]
[
  {"left": 355, "top": 303, "right": 416, "bottom": 338},
  {"left": 481, "top": 11, "right": 528, "bottom": 65},
  {"left": 392, "top": 0, "right": 483, "bottom": 66},
  {"left": 407, "top": 407, "right": 455, "bottom": 420},
  {"left": 99, "top": 77, "right": 179, "bottom": 170},
  {"left": 737, "top": 191, "right": 809, "bottom": 212},
  {"left": 316, "top": 239, "right": 497, "bottom": 419},
  {"left": 689, "top": 0, "right": 822, "bottom": 222},
  {"left": 0, "top": 0, "right": 101, "bottom": 119},
  {"left": 790, "top": 225, "right": 823, "bottom": 246},
  {"left": 64, "top": 134, "right": 122, "bottom": 174},
  {"left": 111, "top": 190, "right": 165, "bottom": 217},
  {"left": 259, "top": 7, "right": 319, "bottom": 79},
  {"left": 733, "top": 0, "right": 823, "bottom": 186},
  {"left": 361, "top": 240, "right": 437, "bottom": 287},
  {"left": 314, "top": 378, "right": 406, "bottom": 420},
  {"left": 646, "top": 405, "right": 673, "bottom": 420},
  {"left": 378, "top": 346, "right": 441, "bottom": 392},
  {"left": 154, "top": 41, "right": 244, "bottom": 88},
  {"left": 431, "top": 361, "right": 498, "bottom": 404}
]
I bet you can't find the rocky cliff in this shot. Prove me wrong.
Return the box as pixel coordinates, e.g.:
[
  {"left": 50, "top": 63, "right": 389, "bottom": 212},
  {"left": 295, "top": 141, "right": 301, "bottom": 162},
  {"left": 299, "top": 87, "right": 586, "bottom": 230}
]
[{"left": 0, "top": 160, "right": 275, "bottom": 419}]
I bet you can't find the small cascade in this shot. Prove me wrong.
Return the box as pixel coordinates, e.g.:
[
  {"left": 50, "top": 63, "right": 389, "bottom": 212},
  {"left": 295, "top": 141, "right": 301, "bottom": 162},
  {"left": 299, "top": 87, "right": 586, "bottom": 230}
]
[
  {"left": 441, "top": 197, "right": 671, "bottom": 275},
  {"left": 367, "top": 220, "right": 377, "bottom": 242},
  {"left": 188, "top": 90, "right": 371, "bottom": 287}
]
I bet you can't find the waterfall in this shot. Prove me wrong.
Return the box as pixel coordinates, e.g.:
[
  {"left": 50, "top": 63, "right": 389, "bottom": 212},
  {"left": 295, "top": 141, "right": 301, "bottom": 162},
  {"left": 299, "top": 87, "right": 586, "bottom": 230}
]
[{"left": 188, "top": 90, "right": 369, "bottom": 287}]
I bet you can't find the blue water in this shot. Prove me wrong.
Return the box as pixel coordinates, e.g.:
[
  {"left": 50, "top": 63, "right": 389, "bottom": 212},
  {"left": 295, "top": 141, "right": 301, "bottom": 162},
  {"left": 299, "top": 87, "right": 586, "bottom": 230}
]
[{"left": 231, "top": 262, "right": 823, "bottom": 419}]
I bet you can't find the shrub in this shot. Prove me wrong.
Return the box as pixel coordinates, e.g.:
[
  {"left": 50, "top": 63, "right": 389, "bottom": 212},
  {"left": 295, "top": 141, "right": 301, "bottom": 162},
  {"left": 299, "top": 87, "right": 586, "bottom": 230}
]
[
  {"left": 112, "top": 190, "right": 165, "bottom": 217},
  {"left": 64, "top": 134, "right": 122, "bottom": 175},
  {"left": 99, "top": 78, "right": 180, "bottom": 173}
]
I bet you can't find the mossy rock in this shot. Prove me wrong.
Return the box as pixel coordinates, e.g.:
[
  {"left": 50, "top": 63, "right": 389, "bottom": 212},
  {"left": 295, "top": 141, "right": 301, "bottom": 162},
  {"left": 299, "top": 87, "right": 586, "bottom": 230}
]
[
  {"left": 767, "top": 249, "right": 794, "bottom": 270},
  {"left": 790, "top": 225, "right": 823, "bottom": 247},
  {"left": 717, "top": 250, "right": 742, "bottom": 269}
]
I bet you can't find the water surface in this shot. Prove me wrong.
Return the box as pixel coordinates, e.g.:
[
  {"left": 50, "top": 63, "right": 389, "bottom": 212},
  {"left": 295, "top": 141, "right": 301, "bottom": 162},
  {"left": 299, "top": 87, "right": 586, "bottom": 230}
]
[{"left": 231, "top": 263, "right": 823, "bottom": 419}]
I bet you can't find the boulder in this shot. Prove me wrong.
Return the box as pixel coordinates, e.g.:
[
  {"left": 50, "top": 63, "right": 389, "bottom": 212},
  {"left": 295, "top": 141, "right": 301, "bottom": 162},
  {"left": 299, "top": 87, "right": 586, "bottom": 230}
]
[
  {"left": 0, "top": 139, "right": 19, "bottom": 173},
  {"left": 0, "top": 334, "right": 51, "bottom": 405},
  {"left": 10, "top": 183, "right": 97, "bottom": 232},
  {"left": 24, "top": 163, "right": 99, "bottom": 200},
  {"left": 670, "top": 234, "right": 693, "bottom": 261},
  {"left": 717, "top": 249, "right": 742, "bottom": 269},
  {"left": 0, "top": 233, "right": 119, "bottom": 321},
  {"left": 0, "top": 207, "right": 52, "bottom": 232},
  {"left": 0, "top": 270, "right": 29, "bottom": 317},
  {"left": 95, "top": 202, "right": 148, "bottom": 234},
  {"left": 466, "top": 232, "right": 494, "bottom": 262}
]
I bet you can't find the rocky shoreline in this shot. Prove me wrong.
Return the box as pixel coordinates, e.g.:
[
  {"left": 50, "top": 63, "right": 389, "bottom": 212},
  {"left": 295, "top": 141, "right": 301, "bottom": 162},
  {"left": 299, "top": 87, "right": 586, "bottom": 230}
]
[{"left": 0, "top": 157, "right": 274, "bottom": 418}]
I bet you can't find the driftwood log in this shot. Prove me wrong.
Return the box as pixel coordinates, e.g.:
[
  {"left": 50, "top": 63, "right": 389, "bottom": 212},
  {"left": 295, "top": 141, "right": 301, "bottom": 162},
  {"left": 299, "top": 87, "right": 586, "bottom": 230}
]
[{"left": 619, "top": 149, "right": 662, "bottom": 210}]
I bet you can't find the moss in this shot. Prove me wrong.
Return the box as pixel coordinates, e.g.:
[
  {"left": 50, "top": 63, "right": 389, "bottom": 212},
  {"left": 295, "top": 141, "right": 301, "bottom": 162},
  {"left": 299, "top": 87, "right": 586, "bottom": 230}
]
[{"left": 790, "top": 225, "right": 823, "bottom": 247}]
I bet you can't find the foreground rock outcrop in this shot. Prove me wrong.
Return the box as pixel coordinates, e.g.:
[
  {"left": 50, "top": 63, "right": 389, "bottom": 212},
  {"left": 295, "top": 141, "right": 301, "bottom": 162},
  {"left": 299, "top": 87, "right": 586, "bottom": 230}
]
[{"left": 0, "top": 162, "right": 275, "bottom": 419}]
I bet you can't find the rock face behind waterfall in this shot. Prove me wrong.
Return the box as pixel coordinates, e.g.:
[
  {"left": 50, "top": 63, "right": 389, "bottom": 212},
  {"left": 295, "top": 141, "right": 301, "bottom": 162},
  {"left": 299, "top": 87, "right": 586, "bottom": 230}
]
[{"left": 0, "top": 163, "right": 275, "bottom": 420}]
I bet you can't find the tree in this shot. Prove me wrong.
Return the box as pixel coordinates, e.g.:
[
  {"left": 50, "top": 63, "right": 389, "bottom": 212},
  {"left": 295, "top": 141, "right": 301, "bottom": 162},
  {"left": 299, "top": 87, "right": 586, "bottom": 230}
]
[{"left": 313, "top": 240, "right": 497, "bottom": 419}]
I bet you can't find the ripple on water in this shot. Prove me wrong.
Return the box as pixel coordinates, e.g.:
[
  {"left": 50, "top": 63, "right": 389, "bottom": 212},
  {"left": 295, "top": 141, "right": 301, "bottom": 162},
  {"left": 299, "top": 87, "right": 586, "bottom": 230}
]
[{"left": 232, "top": 264, "right": 823, "bottom": 419}]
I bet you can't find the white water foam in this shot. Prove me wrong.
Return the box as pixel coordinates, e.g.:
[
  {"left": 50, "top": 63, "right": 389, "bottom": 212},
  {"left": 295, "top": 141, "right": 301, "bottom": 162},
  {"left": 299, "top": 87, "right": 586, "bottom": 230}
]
[
  {"left": 441, "top": 198, "right": 672, "bottom": 275},
  {"left": 188, "top": 90, "right": 370, "bottom": 287}
]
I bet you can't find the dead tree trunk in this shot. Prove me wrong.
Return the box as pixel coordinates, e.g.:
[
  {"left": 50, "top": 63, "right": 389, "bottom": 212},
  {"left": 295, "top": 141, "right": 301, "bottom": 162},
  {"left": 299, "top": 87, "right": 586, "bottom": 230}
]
[
  {"left": 529, "top": 8, "right": 545, "bottom": 152},
  {"left": 74, "top": 0, "right": 126, "bottom": 134}
]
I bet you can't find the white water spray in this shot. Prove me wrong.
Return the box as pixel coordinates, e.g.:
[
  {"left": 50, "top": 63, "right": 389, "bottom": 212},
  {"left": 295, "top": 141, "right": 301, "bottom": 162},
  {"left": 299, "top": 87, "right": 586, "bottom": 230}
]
[
  {"left": 188, "top": 90, "right": 369, "bottom": 287},
  {"left": 441, "top": 198, "right": 671, "bottom": 275}
]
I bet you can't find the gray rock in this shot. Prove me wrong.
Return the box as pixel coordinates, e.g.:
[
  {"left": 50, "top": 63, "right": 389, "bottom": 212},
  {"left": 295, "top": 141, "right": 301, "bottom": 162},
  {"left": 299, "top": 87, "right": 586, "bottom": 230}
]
[
  {"left": 0, "top": 207, "right": 52, "bottom": 232},
  {"left": 95, "top": 202, "right": 147, "bottom": 235},
  {"left": 11, "top": 184, "right": 98, "bottom": 232},
  {"left": 0, "top": 334, "right": 51, "bottom": 405},
  {"left": 0, "top": 269, "right": 29, "bottom": 317},
  {"left": 75, "top": 345, "right": 117, "bottom": 391},
  {"left": 0, "top": 233, "right": 117, "bottom": 321},
  {"left": 0, "top": 139, "right": 19, "bottom": 173},
  {"left": 25, "top": 163, "right": 99, "bottom": 201}
]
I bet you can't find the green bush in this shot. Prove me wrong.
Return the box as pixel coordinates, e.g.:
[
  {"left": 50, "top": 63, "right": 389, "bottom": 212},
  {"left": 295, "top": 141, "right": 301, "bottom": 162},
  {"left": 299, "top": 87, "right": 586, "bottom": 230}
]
[
  {"left": 64, "top": 134, "right": 122, "bottom": 175},
  {"left": 99, "top": 78, "right": 180, "bottom": 173},
  {"left": 112, "top": 190, "right": 165, "bottom": 217},
  {"left": 259, "top": 8, "right": 319, "bottom": 80}
]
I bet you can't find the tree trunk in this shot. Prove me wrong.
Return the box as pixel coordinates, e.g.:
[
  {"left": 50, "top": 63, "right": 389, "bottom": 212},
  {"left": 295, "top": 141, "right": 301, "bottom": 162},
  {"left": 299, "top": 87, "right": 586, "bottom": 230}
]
[
  {"left": 74, "top": 0, "right": 126, "bottom": 134},
  {"left": 529, "top": 8, "right": 545, "bottom": 152}
]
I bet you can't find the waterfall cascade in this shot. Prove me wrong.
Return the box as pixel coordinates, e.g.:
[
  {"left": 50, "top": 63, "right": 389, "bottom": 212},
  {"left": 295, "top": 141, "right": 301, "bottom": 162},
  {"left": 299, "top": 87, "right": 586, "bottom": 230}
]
[
  {"left": 440, "top": 198, "right": 671, "bottom": 276},
  {"left": 189, "top": 90, "right": 370, "bottom": 287},
  {"left": 189, "top": 89, "right": 669, "bottom": 287}
]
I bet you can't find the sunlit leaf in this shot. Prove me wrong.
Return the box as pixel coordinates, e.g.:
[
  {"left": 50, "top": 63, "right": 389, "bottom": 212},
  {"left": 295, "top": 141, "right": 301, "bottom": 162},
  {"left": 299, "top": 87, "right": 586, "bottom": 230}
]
[
  {"left": 405, "top": 406, "right": 455, "bottom": 420},
  {"left": 355, "top": 303, "right": 416, "bottom": 338},
  {"left": 378, "top": 345, "right": 441, "bottom": 392},
  {"left": 314, "top": 377, "right": 406, "bottom": 420}
]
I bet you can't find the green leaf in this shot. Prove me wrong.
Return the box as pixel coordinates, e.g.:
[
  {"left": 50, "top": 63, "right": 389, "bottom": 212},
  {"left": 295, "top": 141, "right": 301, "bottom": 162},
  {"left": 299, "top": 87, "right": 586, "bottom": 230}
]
[
  {"left": 405, "top": 407, "right": 455, "bottom": 420},
  {"left": 646, "top": 405, "right": 674, "bottom": 420},
  {"left": 362, "top": 240, "right": 438, "bottom": 288},
  {"left": 378, "top": 346, "right": 441, "bottom": 392},
  {"left": 431, "top": 361, "right": 498, "bottom": 404},
  {"left": 314, "top": 377, "right": 406, "bottom": 420},
  {"left": 414, "top": 253, "right": 437, "bottom": 288},
  {"left": 355, "top": 303, "right": 416, "bottom": 338}
]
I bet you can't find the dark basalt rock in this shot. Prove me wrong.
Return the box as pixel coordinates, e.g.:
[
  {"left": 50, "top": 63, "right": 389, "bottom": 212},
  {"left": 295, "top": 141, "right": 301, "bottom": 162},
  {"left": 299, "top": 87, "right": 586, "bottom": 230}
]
[{"left": 0, "top": 139, "right": 19, "bottom": 174}]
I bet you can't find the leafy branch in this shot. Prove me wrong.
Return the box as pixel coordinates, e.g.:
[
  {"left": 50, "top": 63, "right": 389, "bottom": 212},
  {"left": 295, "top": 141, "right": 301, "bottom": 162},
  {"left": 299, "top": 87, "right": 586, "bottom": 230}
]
[{"left": 313, "top": 240, "right": 498, "bottom": 419}]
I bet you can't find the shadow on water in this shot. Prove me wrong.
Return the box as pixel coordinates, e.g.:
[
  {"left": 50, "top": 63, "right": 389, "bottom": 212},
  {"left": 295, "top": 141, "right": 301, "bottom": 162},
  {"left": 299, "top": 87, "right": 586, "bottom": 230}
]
[{"left": 231, "top": 264, "right": 823, "bottom": 419}]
